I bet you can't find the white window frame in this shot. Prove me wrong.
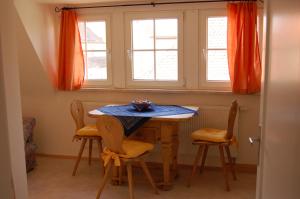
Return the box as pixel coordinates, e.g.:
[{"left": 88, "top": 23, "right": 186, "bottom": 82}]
[
  {"left": 125, "top": 11, "right": 184, "bottom": 88},
  {"left": 199, "top": 9, "right": 231, "bottom": 90},
  {"left": 77, "top": 14, "right": 112, "bottom": 88}
]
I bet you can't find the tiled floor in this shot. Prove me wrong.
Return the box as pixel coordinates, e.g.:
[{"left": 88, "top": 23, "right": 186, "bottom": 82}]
[{"left": 28, "top": 157, "right": 256, "bottom": 199}]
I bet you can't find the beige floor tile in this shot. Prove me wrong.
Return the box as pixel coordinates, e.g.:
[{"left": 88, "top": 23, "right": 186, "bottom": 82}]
[{"left": 28, "top": 157, "right": 256, "bottom": 199}]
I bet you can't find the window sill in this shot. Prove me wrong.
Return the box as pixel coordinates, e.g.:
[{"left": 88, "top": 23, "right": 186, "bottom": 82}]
[{"left": 78, "top": 87, "right": 259, "bottom": 95}]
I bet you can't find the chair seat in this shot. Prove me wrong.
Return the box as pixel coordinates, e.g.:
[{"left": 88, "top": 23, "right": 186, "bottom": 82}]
[
  {"left": 191, "top": 128, "right": 229, "bottom": 143},
  {"left": 76, "top": 125, "right": 101, "bottom": 137},
  {"left": 120, "top": 140, "right": 154, "bottom": 159}
]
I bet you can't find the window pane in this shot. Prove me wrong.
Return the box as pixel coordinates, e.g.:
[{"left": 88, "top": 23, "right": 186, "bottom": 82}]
[
  {"left": 132, "top": 20, "right": 154, "bottom": 50},
  {"left": 78, "top": 22, "right": 86, "bottom": 51},
  {"left": 207, "top": 17, "right": 227, "bottom": 49},
  {"left": 155, "top": 19, "right": 178, "bottom": 49},
  {"left": 133, "top": 51, "right": 154, "bottom": 80},
  {"left": 86, "top": 21, "right": 106, "bottom": 50},
  {"left": 86, "top": 51, "right": 107, "bottom": 80},
  {"left": 156, "top": 51, "right": 178, "bottom": 80},
  {"left": 207, "top": 50, "right": 229, "bottom": 81},
  {"left": 78, "top": 22, "right": 85, "bottom": 41}
]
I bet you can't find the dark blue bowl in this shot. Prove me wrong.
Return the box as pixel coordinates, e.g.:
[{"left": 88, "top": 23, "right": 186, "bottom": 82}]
[{"left": 131, "top": 100, "right": 152, "bottom": 112}]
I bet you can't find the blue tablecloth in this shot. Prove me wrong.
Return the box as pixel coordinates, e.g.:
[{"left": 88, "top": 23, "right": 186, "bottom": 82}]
[
  {"left": 99, "top": 104, "right": 197, "bottom": 117},
  {"left": 98, "top": 104, "right": 197, "bottom": 137}
]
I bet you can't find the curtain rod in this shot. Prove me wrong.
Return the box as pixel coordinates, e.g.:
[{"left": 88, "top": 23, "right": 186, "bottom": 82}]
[{"left": 55, "top": 0, "right": 262, "bottom": 12}]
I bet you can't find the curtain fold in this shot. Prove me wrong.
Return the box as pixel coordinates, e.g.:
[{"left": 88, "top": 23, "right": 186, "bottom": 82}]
[
  {"left": 227, "top": 2, "right": 262, "bottom": 94},
  {"left": 58, "top": 10, "right": 84, "bottom": 91}
]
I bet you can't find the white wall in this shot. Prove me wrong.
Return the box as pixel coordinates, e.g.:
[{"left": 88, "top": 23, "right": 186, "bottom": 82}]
[
  {"left": 14, "top": 0, "right": 59, "bottom": 88},
  {"left": 0, "top": 0, "right": 28, "bottom": 198},
  {"left": 0, "top": 28, "right": 14, "bottom": 199},
  {"left": 17, "top": 2, "right": 261, "bottom": 166}
]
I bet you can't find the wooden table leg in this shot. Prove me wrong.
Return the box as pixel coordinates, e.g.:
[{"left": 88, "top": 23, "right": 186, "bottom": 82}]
[
  {"left": 172, "top": 123, "right": 179, "bottom": 179},
  {"left": 160, "top": 122, "right": 178, "bottom": 191}
]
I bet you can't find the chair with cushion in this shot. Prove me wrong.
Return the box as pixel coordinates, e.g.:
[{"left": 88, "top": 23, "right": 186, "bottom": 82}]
[
  {"left": 187, "top": 100, "right": 238, "bottom": 191},
  {"left": 95, "top": 115, "right": 159, "bottom": 199},
  {"left": 70, "top": 100, "right": 104, "bottom": 176}
]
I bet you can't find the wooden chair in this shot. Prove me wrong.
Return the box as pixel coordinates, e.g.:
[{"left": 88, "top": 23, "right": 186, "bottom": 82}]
[
  {"left": 70, "top": 100, "right": 104, "bottom": 176},
  {"left": 187, "top": 100, "right": 238, "bottom": 191},
  {"left": 95, "top": 115, "right": 159, "bottom": 199}
]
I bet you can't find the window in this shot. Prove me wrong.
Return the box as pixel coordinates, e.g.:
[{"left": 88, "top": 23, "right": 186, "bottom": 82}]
[
  {"left": 200, "top": 10, "right": 230, "bottom": 89},
  {"left": 125, "top": 12, "right": 184, "bottom": 87},
  {"left": 206, "top": 17, "right": 229, "bottom": 81},
  {"left": 75, "top": 7, "right": 261, "bottom": 91},
  {"left": 78, "top": 16, "right": 111, "bottom": 86},
  {"left": 132, "top": 19, "right": 178, "bottom": 81}
]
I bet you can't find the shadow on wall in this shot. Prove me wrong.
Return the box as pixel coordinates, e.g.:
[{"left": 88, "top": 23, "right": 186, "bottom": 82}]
[{"left": 17, "top": 17, "right": 54, "bottom": 97}]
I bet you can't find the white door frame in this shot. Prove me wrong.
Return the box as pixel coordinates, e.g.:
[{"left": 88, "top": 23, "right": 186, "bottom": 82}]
[{"left": 255, "top": 0, "right": 271, "bottom": 198}]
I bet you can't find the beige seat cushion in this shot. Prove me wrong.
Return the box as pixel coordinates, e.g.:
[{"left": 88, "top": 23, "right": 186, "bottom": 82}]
[
  {"left": 120, "top": 139, "right": 154, "bottom": 159},
  {"left": 76, "top": 125, "right": 101, "bottom": 137},
  {"left": 191, "top": 128, "right": 228, "bottom": 143}
]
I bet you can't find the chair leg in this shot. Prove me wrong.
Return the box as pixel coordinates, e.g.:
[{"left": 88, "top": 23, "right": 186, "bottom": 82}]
[
  {"left": 199, "top": 145, "right": 209, "bottom": 174},
  {"left": 118, "top": 160, "right": 123, "bottom": 185},
  {"left": 187, "top": 145, "right": 204, "bottom": 187},
  {"left": 89, "top": 139, "right": 93, "bottom": 166},
  {"left": 72, "top": 138, "right": 87, "bottom": 176},
  {"left": 96, "top": 160, "right": 113, "bottom": 199},
  {"left": 139, "top": 159, "right": 159, "bottom": 194},
  {"left": 112, "top": 165, "right": 119, "bottom": 185},
  {"left": 219, "top": 145, "right": 230, "bottom": 191},
  {"left": 225, "top": 145, "right": 237, "bottom": 180},
  {"left": 97, "top": 139, "right": 105, "bottom": 176},
  {"left": 126, "top": 162, "right": 134, "bottom": 199}
]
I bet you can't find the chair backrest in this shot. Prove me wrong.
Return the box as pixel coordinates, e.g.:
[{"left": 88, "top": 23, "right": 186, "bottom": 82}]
[
  {"left": 96, "top": 115, "right": 125, "bottom": 154},
  {"left": 70, "top": 100, "right": 85, "bottom": 130},
  {"left": 226, "top": 100, "right": 239, "bottom": 140}
]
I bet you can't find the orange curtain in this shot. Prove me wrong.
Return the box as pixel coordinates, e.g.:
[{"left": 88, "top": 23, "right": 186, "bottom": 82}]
[
  {"left": 58, "top": 10, "right": 84, "bottom": 91},
  {"left": 227, "top": 2, "right": 262, "bottom": 94}
]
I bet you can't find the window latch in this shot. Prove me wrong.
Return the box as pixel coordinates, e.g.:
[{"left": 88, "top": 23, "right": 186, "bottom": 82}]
[
  {"left": 127, "top": 49, "right": 132, "bottom": 60},
  {"left": 107, "top": 49, "right": 111, "bottom": 60},
  {"left": 202, "top": 49, "right": 207, "bottom": 61}
]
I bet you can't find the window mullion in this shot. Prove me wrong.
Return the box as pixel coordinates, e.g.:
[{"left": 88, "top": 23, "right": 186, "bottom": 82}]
[
  {"left": 153, "top": 19, "right": 156, "bottom": 81},
  {"left": 84, "top": 21, "right": 88, "bottom": 79},
  {"left": 131, "top": 21, "right": 134, "bottom": 81}
]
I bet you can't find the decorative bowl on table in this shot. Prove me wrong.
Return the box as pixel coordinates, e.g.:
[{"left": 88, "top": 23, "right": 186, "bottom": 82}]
[{"left": 131, "top": 99, "right": 152, "bottom": 112}]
